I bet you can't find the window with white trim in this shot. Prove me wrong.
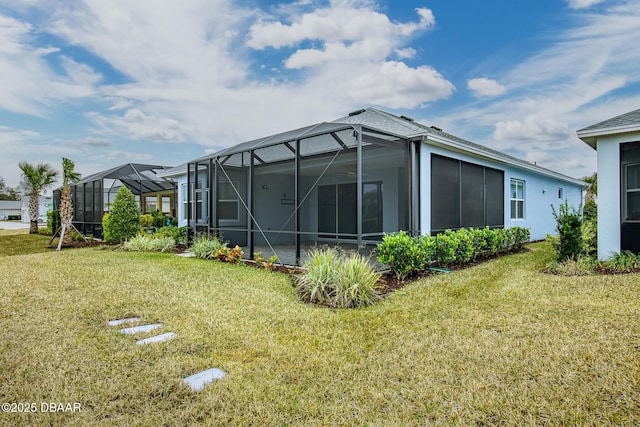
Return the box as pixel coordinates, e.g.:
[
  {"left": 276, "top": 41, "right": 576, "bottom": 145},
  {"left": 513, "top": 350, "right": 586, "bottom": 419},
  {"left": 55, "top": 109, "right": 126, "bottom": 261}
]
[
  {"left": 510, "top": 179, "right": 525, "bottom": 219},
  {"left": 181, "top": 183, "right": 190, "bottom": 219},
  {"left": 625, "top": 163, "right": 640, "bottom": 221},
  {"left": 217, "top": 181, "right": 239, "bottom": 221}
]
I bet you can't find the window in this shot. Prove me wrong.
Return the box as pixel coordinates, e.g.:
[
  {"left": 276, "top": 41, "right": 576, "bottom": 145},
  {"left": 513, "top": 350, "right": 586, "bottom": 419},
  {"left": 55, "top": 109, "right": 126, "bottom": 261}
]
[
  {"left": 558, "top": 187, "right": 563, "bottom": 199},
  {"left": 181, "top": 183, "right": 190, "bottom": 219},
  {"left": 510, "top": 179, "right": 525, "bottom": 219},
  {"left": 625, "top": 163, "right": 640, "bottom": 221},
  {"left": 217, "top": 181, "right": 239, "bottom": 221}
]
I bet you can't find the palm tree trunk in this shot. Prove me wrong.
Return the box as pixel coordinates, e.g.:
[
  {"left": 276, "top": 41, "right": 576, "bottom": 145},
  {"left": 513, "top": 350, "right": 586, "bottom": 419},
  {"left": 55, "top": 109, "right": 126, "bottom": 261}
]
[
  {"left": 29, "top": 191, "right": 39, "bottom": 234},
  {"left": 60, "top": 187, "right": 73, "bottom": 247}
]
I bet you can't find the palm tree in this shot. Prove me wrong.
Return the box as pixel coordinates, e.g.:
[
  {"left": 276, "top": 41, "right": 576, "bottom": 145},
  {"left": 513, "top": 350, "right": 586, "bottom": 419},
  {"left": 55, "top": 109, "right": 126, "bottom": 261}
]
[
  {"left": 18, "top": 162, "right": 59, "bottom": 234},
  {"left": 582, "top": 172, "right": 597, "bottom": 203},
  {"left": 60, "top": 158, "right": 82, "bottom": 247}
]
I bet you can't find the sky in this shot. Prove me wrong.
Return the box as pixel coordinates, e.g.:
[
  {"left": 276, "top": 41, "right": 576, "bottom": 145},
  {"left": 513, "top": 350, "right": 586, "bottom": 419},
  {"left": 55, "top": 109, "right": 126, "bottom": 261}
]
[{"left": 1, "top": 0, "right": 639, "bottom": 191}]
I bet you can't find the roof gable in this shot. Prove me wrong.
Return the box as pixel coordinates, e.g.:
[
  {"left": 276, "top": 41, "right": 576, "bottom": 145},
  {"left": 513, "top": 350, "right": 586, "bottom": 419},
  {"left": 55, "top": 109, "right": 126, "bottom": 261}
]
[{"left": 577, "top": 108, "right": 640, "bottom": 148}]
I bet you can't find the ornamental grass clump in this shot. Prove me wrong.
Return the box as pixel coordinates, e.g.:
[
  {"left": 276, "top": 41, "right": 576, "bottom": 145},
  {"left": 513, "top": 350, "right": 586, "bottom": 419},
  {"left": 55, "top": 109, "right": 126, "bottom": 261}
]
[
  {"left": 334, "top": 253, "right": 383, "bottom": 308},
  {"left": 123, "top": 233, "right": 175, "bottom": 252},
  {"left": 297, "top": 247, "right": 382, "bottom": 308},
  {"left": 190, "top": 235, "right": 225, "bottom": 259}
]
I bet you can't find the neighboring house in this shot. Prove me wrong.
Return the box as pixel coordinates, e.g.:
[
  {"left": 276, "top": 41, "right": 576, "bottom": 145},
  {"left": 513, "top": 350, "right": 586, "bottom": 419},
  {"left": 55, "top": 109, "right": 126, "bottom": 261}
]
[
  {"left": 54, "top": 163, "right": 177, "bottom": 238},
  {"left": 20, "top": 196, "right": 52, "bottom": 223},
  {"left": 163, "top": 108, "right": 584, "bottom": 264},
  {"left": 577, "top": 108, "right": 640, "bottom": 259},
  {"left": 0, "top": 200, "right": 21, "bottom": 220}
]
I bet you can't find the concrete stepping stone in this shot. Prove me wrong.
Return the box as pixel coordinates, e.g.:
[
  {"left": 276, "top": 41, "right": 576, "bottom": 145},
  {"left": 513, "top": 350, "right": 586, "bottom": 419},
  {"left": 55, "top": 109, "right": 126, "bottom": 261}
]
[
  {"left": 108, "top": 317, "right": 141, "bottom": 327},
  {"left": 183, "top": 368, "right": 226, "bottom": 392},
  {"left": 136, "top": 332, "right": 176, "bottom": 345},
  {"left": 119, "top": 323, "right": 163, "bottom": 335}
]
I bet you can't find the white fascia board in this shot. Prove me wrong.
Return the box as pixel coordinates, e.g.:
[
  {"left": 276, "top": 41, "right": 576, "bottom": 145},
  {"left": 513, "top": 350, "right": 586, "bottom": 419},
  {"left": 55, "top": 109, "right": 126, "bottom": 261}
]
[
  {"left": 424, "top": 134, "right": 586, "bottom": 187},
  {"left": 577, "top": 124, "right": 640, "bottom": 149}
]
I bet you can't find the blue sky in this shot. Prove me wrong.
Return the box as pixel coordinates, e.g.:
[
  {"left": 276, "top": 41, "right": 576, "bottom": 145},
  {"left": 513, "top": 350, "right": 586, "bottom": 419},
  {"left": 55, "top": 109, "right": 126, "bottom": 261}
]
[{"left": 1, "top": 0, "right": 639, "bottom": 190}]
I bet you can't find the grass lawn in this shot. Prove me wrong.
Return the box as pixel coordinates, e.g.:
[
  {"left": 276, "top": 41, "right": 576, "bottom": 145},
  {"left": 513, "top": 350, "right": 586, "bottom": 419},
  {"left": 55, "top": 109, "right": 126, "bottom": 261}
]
[{"left": 0, "top": 232, "right": 639, "bottom": 426}]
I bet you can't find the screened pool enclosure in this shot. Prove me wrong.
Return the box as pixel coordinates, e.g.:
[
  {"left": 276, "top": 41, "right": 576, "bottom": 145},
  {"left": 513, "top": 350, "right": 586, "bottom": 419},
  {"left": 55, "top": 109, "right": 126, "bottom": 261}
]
[
  {"left": 186, "top": 116, "right": 419, "bottom": 264},
  {"left": 54, "top": 163, "right": 176, "bottom": 238}
]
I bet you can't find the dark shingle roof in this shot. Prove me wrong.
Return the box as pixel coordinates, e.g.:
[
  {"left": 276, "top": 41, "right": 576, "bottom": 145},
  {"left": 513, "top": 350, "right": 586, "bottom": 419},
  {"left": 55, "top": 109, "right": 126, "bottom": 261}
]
[
  {"left": 578, "top": 108, "right": 640, "bottom": 133},
  {"left": 577, "top": 108, "right": 640, "bottom": 149}
]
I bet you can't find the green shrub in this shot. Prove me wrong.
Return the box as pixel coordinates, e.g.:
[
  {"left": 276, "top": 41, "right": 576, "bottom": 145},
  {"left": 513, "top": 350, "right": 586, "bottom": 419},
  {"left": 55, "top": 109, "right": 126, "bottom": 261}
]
[
  {"left": 102, "top": 187, "right": 140, "bottom": 244},
  {"left": 149, "top": 210, "right": 166, "bottom": 228},
  {"left": 376, "top": 231, "right": 422, "bottom": 280},
  {"left": 190, "top": 235, "right": 225, "bottom": 259},
  {"left": 433, "top": 230, "right": 459, "bottom": 266},
  {"left": 583, "top": 199, "right": 597, "bottom": 223},
  {"left": 452, "top": 228, "right": 474, "bottom": 264},
  {"left": 154, "top": 226, "right": 187, "bottom": 244},
  {"left": 123, "top": 234, "right": 175, "bottom": 252},
  {"left": 297, "top": 248, "right": 381, "bottom": 308},
  {"left": 581, "top": 220, "right": 597, "bottom": 258},
  {"left": 140, "top": 213, "right": 154, "bottom": 229},
  {"left": 551, "top": 200, "right": 583, "bottom": 261},
  {"left": 6, "top": 214, "right": 21, "bottom": 220},
  {"left": 47, "top": 210, "right": 61, "bottom": 235}
]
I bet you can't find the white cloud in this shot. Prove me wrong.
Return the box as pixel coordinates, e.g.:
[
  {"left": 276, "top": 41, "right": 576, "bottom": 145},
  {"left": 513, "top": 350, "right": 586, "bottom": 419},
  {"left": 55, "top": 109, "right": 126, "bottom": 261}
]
[
  {"left": 0, "top": 13, "right": 100, "bottom": 116},
  {"left": 567, "top": 0, "right": 606, "bottom": 9},
  {"left": 395, "top": 47, "right": 416, "bottom": 59},
  {"left": 493, "top": 115, "right": 571, "bottom": 143},
  {"left": 467, "top": 78, "right": 506, "bottom": 97},
  {"left": 87, "top": 108, "right": 189, "bottom": 143}
]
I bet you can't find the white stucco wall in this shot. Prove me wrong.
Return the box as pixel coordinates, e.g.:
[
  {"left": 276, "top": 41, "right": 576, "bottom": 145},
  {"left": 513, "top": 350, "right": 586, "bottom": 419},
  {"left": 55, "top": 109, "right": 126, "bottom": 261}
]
[
  {"left": 594, "top": 132, "right": 640, "bottom": 259},
  {"left": 420, "top": 144, "right": 584, "bottom": 241}
]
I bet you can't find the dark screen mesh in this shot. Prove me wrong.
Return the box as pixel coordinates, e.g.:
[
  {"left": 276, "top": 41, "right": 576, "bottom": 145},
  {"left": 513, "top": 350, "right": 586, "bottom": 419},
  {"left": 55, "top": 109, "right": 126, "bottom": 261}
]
[
  {"left": 431, "top": 154, "right": 504, "bottom": 231},
  {"left": 431, "top": 155, "right": 460, "bottom": 230},
  {"left": 461, "top": 162, "right": 485, "bottom": 227}
]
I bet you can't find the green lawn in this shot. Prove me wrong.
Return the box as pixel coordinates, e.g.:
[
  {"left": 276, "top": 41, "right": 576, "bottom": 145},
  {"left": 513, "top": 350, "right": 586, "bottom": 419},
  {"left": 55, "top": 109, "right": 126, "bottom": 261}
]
[{"left": 0, "top": 233, "right": 638, "bottom": 426}]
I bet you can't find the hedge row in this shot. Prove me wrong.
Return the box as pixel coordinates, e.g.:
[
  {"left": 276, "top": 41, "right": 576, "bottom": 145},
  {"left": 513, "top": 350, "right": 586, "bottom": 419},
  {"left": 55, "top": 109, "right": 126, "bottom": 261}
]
[{"left": 376, "top": 227, "right": 531, "bottom": 280}]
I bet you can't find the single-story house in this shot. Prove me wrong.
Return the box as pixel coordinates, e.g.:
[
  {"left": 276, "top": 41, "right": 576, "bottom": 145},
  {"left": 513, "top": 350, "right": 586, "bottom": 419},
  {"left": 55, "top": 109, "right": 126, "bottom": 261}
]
[
  {"left": 20, "top": 196, "right": 52, "bottom": 223},
  {"left": 577, "top": 108, "right": 640, "bottom": 259},
  {"left": 0, "top": 200, "right": 21, "bottom": 220},
  {"left": 54, "top": 163, "right": 176, "bottom": 238},
  {"left": 161, "top": 108, "right": 585, "bottom": 264}
]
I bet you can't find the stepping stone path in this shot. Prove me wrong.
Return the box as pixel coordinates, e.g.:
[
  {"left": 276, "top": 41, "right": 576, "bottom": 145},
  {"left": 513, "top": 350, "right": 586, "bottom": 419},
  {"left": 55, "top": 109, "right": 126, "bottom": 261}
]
[
  {"left": 136, "top": 332, "right": 176, "bottom": 345},
  {"left": 119, "top": 323, "right": 164, "bottom": 335},
  {"left": 183, "top": 368, "right": 226, "bottom": 392},
  {"left": 108, "top": 316, "right": 225, "bottom": 391}
]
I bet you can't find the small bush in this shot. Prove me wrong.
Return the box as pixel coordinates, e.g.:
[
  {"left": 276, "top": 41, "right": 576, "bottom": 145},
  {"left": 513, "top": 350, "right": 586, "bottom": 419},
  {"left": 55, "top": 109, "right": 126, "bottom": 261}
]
[
  {"left": 254, "top": 251, "right": 278, "bottom": 269},
  {"left": 154, "top": 226, "right": 187, "bottom": 244},
  {"left": 102, "top": 187, "right": 140, "bottom": 244},
  {"left": 140, "top": 214, "right": 154, "bottom": 229},
  {"left": 7, "top": 215, "right": 21, "bottom": 221},
  {"left": 581, "top": 220, "right": 597, "bottom": 258},
  {"left": 47, "top": 210, "right": 61, "bottom": 235},
  {"left": 583, "top": 199, "right": 597, "bottom": 223},
  {"left": 433, "top": 230, "right": 459, "bottom": 266},
  {"left": 297, "top": 247, "right": 381, "bottom": 308},
  {"left": 213, "top": 245, "right": 244, "bottom": 264},
  {"left": 551, "top": 200, "right": 583, "bottom": 261},
  {"left": 452, "top": 228, "right": 474, "bottom": 264},
  {"left": 376, "top": 231, "right": 422, "bottom": 280},
  {"left": 190, "top": 235, "right": 225, "bottom": 259}
]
